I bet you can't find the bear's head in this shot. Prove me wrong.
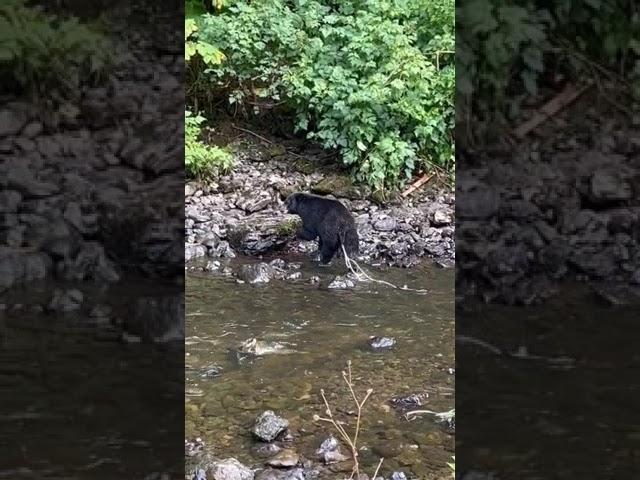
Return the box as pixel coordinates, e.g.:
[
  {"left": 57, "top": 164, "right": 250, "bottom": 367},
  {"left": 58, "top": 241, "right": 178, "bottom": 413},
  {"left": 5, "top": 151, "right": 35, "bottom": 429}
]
[{"left": 284, "top": 193, "right": 302, "bottom": 214}]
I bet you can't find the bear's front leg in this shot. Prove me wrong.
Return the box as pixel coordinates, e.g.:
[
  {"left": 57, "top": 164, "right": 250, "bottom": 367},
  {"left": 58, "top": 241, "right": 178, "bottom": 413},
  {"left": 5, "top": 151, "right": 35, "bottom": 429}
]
[{"left": 296, "top": 226, "right": 317, "bottom": 241}]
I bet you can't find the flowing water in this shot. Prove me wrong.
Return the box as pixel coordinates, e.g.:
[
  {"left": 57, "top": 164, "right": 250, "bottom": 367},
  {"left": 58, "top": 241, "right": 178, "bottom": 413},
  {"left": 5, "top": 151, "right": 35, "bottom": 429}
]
[
  {"left": 456, "top": 284, "right": 640, "bottom": 478},
  {"left": 185, "top": 256, "right": 455, "bottom": 479}
]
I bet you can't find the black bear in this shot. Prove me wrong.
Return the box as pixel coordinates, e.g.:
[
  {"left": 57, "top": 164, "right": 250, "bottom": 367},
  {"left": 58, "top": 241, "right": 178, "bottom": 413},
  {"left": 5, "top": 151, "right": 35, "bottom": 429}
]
[{"left": 284, "top": 192, "right": 359, "bottom": 264}]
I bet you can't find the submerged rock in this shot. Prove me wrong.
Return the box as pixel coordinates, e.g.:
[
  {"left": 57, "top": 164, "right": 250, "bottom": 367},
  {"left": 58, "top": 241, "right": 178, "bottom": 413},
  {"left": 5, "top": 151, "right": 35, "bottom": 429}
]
[
  {"left": 47, "top": 288, "right": 83, "bottom": 313},
  {"left": 368, "top": 336, "right": 396, "bottom": 350},
  {"left": 265, "top": 449, "right": 299, "bottom": 468},
  {"left": 252, "top": 410, "right": 289, "bottom": 442},
  {"left": 316, "top": 436, "right": 349, "bottom": 464},
  {"left": 327, "top": 275, "right": 356, "bottom": 290},
  {"left": 238, "top": 263, "right": 273, "bottom": 284}
]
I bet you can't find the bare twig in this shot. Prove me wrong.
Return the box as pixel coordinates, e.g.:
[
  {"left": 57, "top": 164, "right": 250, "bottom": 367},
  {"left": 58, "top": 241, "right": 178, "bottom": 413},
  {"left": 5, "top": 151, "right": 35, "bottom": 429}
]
[
  {"left": 231, "top": 124, "right": 274, "bottom": 144},
  {"left": 512, "top": 82, "right": 592, "bottom": 139},
  {"left": 401, "top": 173, "right": 434, "bottom": 197},
  {"left": 314, "top": 361, "right": 384, "bottom": 479}
]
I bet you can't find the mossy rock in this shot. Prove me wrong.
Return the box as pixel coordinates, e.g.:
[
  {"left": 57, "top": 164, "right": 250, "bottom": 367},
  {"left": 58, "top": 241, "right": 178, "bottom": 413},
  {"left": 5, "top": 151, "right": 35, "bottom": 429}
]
[
  {"left": 311, "top": 174, "right": 369, "bottom": 200},
  {"left": 370, "top": 188, "right": 401, "bottom": 205},
  {"left": 267, "top": 145, "right": 287, "bottom": 157},
  {"left": 293, "top": 157, "right": 317, "bottom": 174},
  {"left": 277, "top": 218, "right": 302, "bottom": 237}
]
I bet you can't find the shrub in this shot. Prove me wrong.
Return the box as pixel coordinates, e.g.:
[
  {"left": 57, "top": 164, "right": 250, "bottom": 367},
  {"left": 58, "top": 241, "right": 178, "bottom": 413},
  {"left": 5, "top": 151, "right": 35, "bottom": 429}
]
[
  {"left": 0, "top": 0, "right": 111, "bottom": 97},
  {"left": 456, "top": 0, "right": 640, "bottom": 142},
  {"left": 197, "top": 0, "right": 455, "bottom": 190},
  {"left": 185, "top": 109, "right": 233, "bottom": 180}
]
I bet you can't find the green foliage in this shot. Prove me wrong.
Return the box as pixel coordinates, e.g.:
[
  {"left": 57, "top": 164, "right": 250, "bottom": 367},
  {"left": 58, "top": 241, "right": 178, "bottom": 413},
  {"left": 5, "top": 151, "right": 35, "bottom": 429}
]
[
  {"left": 457, "top": 0, "right": 640, "bottom": 140},
  {"left": 185, "top": 110, "right": 233, "bottom": 179},
  {"left": 0, "top": 0, "right": 111, "bottom": 96},
  {"left": 196, "top": 0, "right": 455, "bottom": 190}
]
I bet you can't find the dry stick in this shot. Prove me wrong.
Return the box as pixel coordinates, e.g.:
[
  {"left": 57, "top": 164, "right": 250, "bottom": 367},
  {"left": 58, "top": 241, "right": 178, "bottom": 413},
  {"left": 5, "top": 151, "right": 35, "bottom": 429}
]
[
  {"left": 317, "top": 362, "right": 382, "bottom": 480},
  {"left": 512, "top": 82, "right": 592, "bottom": 139},
  {"left": 371, "top": 457, "right": 385, "bottom": 479},
  {"left": 514, "top": 82, "right": 591, "bottom": 138},
  {"left": 341, "top": 244, "right": 428, "bottom": 294},
  {"left": 231, "top": 124, "right": 274, "bottom": 144},
  {"left": 401, "top": 173, "right": 435, "bottom": 198}
]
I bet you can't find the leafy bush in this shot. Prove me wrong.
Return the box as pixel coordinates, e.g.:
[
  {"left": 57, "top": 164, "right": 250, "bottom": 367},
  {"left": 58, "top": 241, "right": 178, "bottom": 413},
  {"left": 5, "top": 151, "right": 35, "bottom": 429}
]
[
  {"left": 457, "top": 0, "right": 640, "bottom": 142},
  {"left": 197, "top": 0, "right": 455, "bottom": 190},
  {"left": 0, "top": 0, "right": 111, "bottom": 96},
  {"left": 185, "top": 109, "right": 233, "bottom": 179}
]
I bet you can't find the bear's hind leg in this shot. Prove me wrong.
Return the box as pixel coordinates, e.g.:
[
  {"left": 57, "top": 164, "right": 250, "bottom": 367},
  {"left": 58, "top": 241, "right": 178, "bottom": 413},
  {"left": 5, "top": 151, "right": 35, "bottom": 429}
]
[{"left": 319, "top": 238, "right": 338, "bottom": 265}]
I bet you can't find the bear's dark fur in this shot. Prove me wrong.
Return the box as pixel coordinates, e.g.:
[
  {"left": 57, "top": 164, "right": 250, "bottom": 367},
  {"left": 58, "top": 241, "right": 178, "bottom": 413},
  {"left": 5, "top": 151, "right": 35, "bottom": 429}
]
[{"left": 284, "top": 192, "right": 359, "bottom": 264}]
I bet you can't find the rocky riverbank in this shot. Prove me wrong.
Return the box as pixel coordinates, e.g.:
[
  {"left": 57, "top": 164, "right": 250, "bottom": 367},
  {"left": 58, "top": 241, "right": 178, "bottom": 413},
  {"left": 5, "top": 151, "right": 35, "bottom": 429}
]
[
  {"left": 456, "top": 93, "right": 640, "bottom": 305},
  {"left": 185, "top": 130, "right": 455, "bottom": 272},
  {"left": 0, "top": 3, "right": 183, "bottom": 298}
]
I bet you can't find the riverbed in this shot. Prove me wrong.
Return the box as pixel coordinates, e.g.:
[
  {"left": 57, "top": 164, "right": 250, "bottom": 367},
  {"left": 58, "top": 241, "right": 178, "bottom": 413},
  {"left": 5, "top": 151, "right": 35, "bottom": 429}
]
[{"left": 185, "top": 257, "right": 455, "bottom": 479}]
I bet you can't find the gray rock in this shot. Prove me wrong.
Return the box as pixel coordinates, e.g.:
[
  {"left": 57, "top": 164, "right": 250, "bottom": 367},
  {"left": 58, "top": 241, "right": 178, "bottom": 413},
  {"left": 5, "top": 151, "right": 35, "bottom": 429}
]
[
  {"left": 390, "top": 473, "right": 408, "bottom": 480},
  {"left": 208, "top": 458, "right": 254, "bottom": 480},
  {"left": 327, "top": 275, "right": 356, "bottom": 290},
  {"left": 238, "top": 262, "right": 273, "bottom": 284},
  {"left": 186, "top": 183, "right": 197, "bottom": 197},
  {"left": 316, "top": 435, "right": 349, "bottom": 464},
  {"left": 255, "top": 468, "right": 305, "bottom": 480},
  {"left": 47, "top": 289, "right": 83, "bottom": 313},
  {"left": 430, "top": 210, "right": 451, "bottom": 226},
  {"left": 368, "top": 336, "right": 396, "bottom": 350},
  {"left": 186, "top": 244, "right": 208, "bottom": 262},
  {"left": 252, "top": 410, "right": 289, "bottom": 442},
  {"left": 373, "top": 215, "right": 396, "bottom": 232}
]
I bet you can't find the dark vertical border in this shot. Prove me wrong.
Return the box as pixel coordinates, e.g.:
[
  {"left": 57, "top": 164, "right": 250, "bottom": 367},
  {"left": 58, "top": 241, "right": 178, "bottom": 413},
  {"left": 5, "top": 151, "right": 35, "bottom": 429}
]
[
  {"left": 0, "top": 1, "right": 185, "bottom": 477},
  {"left": 456, "top": 0, "right": 640, "bottom": 477}
]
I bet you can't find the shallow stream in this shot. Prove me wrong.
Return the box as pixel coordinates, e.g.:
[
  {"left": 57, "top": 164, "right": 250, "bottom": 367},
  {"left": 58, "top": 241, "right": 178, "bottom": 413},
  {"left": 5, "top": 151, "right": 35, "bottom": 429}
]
[{"left": 185, "top": 257, "right": 455, "bottom": 479}]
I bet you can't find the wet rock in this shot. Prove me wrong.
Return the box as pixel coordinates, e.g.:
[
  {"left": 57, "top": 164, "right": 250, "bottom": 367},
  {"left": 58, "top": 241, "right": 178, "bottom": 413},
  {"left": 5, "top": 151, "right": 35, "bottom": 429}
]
[
  {"left": 185, "top": 437, "right": 206, "bottom": 457},
  {"left": 200, "top": 365, "right": 223, "bottom": 379},
  {"left": 368, "top": 336, "right": 396, "bottom": 350},
  {"left": 208, "top": 458, "right": 254, "bottom": 480},
  {"left": 186, "top": 244, "right": 208, "bottom": 262},
  {"left": 390, "top": 392, "right": 429, "bottom": 410},
  {"left": 266, "top": 449, "right": 299, "bottom": 468},
  {"left": 327, "top": 275, "right": 356, "bottom": 290},
  {"left": 592, "top": 284, "right": 640, "bottom": 307},
  {"left": 255, "top": 469, "right": 305, "bottom": 480},
  {"left": 390, "top": 473, "right": 408, "bottom": 480},
  {"left": 47, "top": 288, "right": 83, "bottom": 313},
  {"left": 252, "top": 443, "right": 282, "bottom": 458},
  {"left": 238, "top": 262, "right": 273, "bottom": 284},
  {"left": 193, "top": 469, "right": 207, "bottom": 480},
  {"left": 316, "top": 436, "right": 349, "bottom": 464},
  {"left": 252, "top": 410, "right": 289, "bottom": 442}
]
